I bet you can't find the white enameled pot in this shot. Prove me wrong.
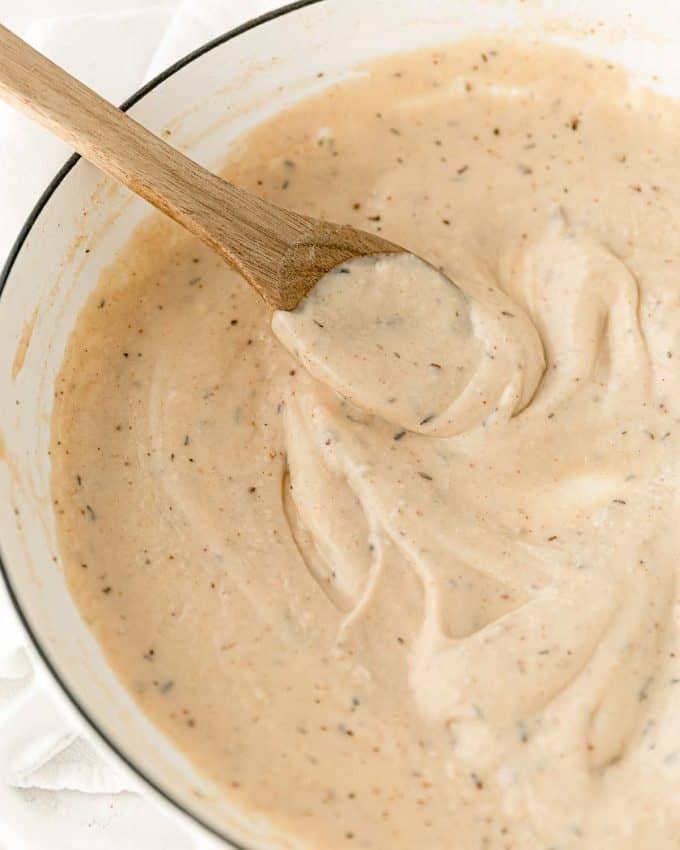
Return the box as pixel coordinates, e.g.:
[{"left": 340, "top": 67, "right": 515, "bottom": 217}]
[{"left": 1, "top": 0, "right": 679, "bottom": 846}]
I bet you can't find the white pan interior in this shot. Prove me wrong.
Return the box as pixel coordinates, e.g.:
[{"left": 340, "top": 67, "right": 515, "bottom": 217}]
[{"left": 0, "top": 0, "right": 679, "bottom": 845}]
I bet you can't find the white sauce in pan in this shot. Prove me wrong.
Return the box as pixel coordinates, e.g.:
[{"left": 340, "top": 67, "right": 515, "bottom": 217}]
[{"left": 52, "top": 40, "right": 680, "bottom": 850}]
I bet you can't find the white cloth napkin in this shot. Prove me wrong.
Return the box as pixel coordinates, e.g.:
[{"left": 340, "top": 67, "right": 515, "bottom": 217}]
[{"left": 0, "top": 1, "right": 281, "bottom": 847}]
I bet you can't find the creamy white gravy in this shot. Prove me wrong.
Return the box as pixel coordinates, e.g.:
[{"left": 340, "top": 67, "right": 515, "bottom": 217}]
[
  {"left": 272, "top": 253, "right": 544, "bottom": 435},
  {"left": 52, "top": 41, "right": 680, "bottom": 850}
]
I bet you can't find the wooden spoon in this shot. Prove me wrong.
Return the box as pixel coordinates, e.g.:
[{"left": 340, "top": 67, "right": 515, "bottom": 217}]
[{"left": 0, "top": 24, "right": 402, "bottom": 310}]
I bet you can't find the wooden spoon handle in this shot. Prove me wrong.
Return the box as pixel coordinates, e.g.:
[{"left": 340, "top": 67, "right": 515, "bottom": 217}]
[{"left": 0, "top": 24, "right": 398, "bottom": 309}]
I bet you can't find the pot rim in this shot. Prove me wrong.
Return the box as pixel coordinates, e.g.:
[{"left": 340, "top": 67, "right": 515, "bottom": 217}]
[{"left": 0, "top": 1, "right": 325, "bottom": 845}]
